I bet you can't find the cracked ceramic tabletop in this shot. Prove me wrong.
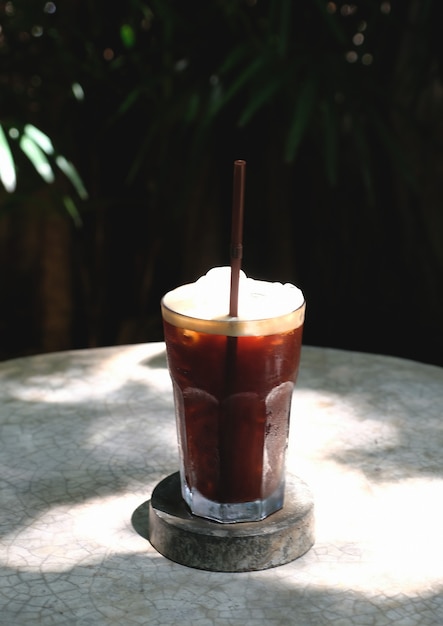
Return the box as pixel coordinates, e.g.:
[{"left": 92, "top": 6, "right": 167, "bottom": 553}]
[{"left": 0, "top": 343, "right": 442, "bottom": 625}]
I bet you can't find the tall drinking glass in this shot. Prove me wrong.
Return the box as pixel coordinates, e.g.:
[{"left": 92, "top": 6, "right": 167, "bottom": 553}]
[{"left": 161, "top": 268, "right": 305, "bottom": 523}]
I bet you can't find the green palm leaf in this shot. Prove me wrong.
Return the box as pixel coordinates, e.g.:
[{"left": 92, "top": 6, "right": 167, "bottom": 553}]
[
  {"left": 56, "top": 156, "right": 89, "bottom": 200},
  {"left": 0, "top": 125, "right": 16, "bottom": 192},
  {"left": 238, "top": 71, "right": 286, "bottom": 127},
  {"left": 285, "top": 78, "right": 318, "bottom": 162},
  {"left": 23, "top": 124, "right": 55, "bottom": 155},
  {"left": 19, "top": 135, "right": 55, "bottom": 183}
]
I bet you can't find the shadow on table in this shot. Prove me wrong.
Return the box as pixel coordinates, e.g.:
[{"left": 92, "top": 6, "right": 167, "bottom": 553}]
[
  {"left": 140, "top": 350, "right": 168, "bottom": 370},
  {"left": 1, "top": 345, "right": 443, "bottom": 623},
  {"left": 1, "top": 549, "right": 442, "bottom": 625},
  {"left": 1, "top": 344, "right": 442, "bottom": 544},
  {"left": 294, "top": 347, "right": 443, "bottom": 483},
  {"left": 0, "top": 345, "right": 178, "bottom": 541}
]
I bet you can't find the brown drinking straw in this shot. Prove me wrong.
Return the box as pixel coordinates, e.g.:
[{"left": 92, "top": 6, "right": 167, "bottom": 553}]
[
  {"left": 220, "top": 160, "right": 246, "bottom": 501},
  {"left": 229, "top": 160, "right": 246, "bottom": 317}
]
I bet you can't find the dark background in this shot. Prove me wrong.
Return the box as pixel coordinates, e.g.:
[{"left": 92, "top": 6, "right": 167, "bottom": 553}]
[{"left": 1, "top": 0, "right": 442, "bottom": 366}]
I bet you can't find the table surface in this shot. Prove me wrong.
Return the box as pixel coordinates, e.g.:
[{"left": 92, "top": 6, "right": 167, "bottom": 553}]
[{"left": 1, "top": 343, "right": 442, "bottom": 626}]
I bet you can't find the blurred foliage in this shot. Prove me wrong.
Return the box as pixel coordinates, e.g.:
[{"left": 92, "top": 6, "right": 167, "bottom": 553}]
[
  {"left": 1, "top": 0, "right": 443, "bottom": 363},
  {"left": 1, "top": 0, "right": 424, "bottom": 201}
]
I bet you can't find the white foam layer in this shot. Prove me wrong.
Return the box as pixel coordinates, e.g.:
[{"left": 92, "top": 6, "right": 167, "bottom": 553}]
[{"left": 163, "top": 267, "right": 304, "bottom": 321}]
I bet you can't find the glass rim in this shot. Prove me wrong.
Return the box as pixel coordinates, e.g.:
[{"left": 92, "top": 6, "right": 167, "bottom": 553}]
[{"left": 161, "top": 299, "right": 305, "bottom": 337}]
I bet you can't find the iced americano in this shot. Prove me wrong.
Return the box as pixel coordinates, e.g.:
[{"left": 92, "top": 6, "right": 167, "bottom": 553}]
[{"left": 161, "top": 267, "right": 305, "bottom": 523}]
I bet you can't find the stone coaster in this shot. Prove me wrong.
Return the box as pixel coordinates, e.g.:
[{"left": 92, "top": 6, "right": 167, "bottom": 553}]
[{"left": 136, "top": 472, "right": 315, "bottom": 572}]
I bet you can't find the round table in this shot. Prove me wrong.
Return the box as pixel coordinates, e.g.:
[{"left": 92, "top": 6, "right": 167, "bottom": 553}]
[{"left": 0, "top": 343, "right": 442, "bottom": 625}]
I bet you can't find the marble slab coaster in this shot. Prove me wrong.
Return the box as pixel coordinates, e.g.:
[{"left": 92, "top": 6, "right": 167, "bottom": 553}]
[{"left": 143, "top": 472, "right": 315, "bottom": 572}]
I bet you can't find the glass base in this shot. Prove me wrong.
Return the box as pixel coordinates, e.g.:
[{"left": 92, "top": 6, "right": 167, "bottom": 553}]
[{"left": 181, "top": 478, "right": 285, "bottom": 523}]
